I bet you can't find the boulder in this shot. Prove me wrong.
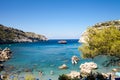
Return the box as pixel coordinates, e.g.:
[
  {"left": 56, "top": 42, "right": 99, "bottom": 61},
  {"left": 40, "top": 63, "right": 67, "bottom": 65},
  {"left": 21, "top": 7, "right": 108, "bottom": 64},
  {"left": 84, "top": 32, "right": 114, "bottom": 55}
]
[
  {"left": 80, "top": 62, "right": 97, "bottom": 74},
  {"left": 0, "top": 47, "right": 12, "bottom": 62},
  {"left": 59, "top": 64, "right": 68, "bottom": 69},
  {"left": 67, "top": 71, "right": 80, "bottom": 79},
  {"left": 112, "top": 68, "right": 120, "bottom": 72},
  {"left": 112, "top": 68, "right": 118, "bottom": 72}
]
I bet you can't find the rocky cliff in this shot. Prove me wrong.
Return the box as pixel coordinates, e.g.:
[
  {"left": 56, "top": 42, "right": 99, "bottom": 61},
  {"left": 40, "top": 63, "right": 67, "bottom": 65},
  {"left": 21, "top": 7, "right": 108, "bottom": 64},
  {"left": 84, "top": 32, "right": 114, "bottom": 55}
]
[
  {"left": 79, "top": 20, "right": 120, "bottom": 43},
  {"left": 0, "top": 24, "right": 47, "bottom": 43}
]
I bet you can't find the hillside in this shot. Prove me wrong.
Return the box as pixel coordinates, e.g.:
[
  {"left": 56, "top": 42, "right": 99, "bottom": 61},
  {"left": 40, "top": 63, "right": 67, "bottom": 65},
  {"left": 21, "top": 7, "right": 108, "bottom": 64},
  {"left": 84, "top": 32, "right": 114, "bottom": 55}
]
[
  {"left": 79, "top": 20, "right": 120, "bottom": 43},
  {"left": 0, "top": 24, "right": 47, "bottom": 44}
]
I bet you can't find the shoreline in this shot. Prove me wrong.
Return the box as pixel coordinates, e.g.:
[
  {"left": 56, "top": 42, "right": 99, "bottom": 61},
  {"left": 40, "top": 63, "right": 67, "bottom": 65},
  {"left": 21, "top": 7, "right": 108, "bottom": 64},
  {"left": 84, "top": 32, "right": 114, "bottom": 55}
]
[{"left": 0, "top": 67, "right": 119, "bottom": 80}]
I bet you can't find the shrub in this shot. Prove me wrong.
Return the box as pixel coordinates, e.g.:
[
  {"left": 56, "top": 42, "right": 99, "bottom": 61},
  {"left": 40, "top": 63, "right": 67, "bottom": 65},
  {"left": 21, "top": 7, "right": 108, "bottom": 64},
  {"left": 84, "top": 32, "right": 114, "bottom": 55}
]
[
  {"left": 58, "top": 74, "right": 80, "bottom": 80},
  {"left": 25, "top": 74, "right": 35, "bottom": 80},
  {"left": 58, "top": 74, "right": 70, "bottom": 80}
]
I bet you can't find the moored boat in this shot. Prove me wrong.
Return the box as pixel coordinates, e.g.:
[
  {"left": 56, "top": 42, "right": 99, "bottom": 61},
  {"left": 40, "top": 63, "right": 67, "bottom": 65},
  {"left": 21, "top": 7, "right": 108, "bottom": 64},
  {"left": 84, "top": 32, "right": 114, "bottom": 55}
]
[{"left": 58, "top": 40, "right": 67, "bottom": 44}]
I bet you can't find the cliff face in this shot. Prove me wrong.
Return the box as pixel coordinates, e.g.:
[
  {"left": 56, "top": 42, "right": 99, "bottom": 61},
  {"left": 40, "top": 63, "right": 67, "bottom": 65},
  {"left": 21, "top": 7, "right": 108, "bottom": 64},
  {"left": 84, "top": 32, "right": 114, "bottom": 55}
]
[
  {"left": 79, "top": 20, "right": 120, "bottom": 43},
  {"left": 0, "top": 24, "right": 47, "bottom": 43}
]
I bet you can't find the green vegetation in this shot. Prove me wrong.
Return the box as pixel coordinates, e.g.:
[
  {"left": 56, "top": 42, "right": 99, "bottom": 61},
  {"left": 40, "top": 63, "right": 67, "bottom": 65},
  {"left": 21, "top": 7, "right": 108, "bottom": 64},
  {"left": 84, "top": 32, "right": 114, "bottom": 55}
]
[
  {"left": 84, "top": 72, "right": 107, "bottom": 80},
  {"left": 25, "top": 74, "right": 35, "bottom": 80},
  {"left": 58, "top": 74, "right": 80, "bottom": 80},
  {"left": 79, "top": 26, "right": 120, "bottom": 59},
  {"left": 58, "top": 72, "right": 107, "bottom": 80},
  {"left": 0, "top": 25, "right": 15, "bottom": 42},
  {"left": 58, "top": 74, "right": 70, "bottom": 80},
  {"left": 93, "top": 20, "right": 120, "bottom": 28}
]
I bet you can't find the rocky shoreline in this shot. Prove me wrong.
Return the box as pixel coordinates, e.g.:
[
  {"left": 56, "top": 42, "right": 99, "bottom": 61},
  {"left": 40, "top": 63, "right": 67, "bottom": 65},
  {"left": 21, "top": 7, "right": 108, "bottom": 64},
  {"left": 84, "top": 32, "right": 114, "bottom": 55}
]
[
  {"left": 0, "top": 47, "right": 12, "bottom": 62},
  {"left": 0, "top": 47, "right": 12, "bottom": 71}
]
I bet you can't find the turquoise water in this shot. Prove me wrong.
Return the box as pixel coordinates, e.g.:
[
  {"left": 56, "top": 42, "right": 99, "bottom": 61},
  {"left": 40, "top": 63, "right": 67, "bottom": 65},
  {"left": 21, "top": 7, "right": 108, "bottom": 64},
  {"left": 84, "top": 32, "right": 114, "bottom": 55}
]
[{"left": 0, "top": 39, "right": 118, "bottom": 80}]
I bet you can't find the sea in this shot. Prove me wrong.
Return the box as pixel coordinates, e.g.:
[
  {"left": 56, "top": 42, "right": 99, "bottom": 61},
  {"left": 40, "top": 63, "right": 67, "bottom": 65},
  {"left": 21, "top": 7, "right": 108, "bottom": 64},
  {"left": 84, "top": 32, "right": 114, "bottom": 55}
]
[{"left": 0, "top": 39, "right": 118, "bottom": 80}]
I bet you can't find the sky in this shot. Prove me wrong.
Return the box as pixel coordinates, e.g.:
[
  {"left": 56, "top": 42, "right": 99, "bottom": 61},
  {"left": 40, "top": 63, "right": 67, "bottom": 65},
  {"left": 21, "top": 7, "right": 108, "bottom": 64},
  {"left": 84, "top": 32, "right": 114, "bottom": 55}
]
[{"left": 0, "top": 0, "right": 120, "bottom": 39}]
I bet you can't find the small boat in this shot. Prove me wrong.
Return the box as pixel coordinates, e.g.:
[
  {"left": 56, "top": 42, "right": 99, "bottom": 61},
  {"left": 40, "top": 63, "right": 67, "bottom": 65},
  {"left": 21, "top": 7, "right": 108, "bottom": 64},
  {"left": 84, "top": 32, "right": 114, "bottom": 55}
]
[{"left": 58, "top": 40, "right": 67, "bottom": 44}]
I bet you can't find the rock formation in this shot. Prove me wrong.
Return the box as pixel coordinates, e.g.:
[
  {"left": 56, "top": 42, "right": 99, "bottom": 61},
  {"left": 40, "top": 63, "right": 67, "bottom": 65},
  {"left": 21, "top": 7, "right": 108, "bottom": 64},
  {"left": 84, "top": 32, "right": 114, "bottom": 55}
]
[
  {"left": 80, "top": 62, "right": 97, "bottom": 74},
  {"left": 0, "top": 24, "right": 47, "bottom": 44},
  {"left": 0, "top": 47, "right": 12, "bottom": 62},
  {"left": 79, "top": 20, "right": 120, "bottom": 43},
  {"left": 0, "top": 47, "right": 12, "bottom": 71},
  {"left": 59, "top": 64, "right": 68, "bottom": 69},
  {"left": 67, "top": 71, "right": 80, "bottom": 79},
  {"left": 112, "top": 68, "right": 120, "bottom": 72}
]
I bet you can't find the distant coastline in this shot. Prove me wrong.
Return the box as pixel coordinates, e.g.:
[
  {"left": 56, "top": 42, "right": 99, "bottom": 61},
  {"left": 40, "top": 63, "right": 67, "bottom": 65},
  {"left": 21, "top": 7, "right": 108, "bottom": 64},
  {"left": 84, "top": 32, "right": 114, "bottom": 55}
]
[{"left": 0, "top": 24, "right": 47, "bottom": 44}]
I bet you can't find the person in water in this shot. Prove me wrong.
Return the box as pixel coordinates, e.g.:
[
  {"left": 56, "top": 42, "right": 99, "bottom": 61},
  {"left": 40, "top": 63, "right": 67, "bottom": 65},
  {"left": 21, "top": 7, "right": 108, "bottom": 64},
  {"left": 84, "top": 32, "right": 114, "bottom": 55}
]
[
  {"left": 39, "top": 71, "right": 43, "bottom": 77},
  {"left": 50, "top": 70, "right": 54, "bottom": 75}
]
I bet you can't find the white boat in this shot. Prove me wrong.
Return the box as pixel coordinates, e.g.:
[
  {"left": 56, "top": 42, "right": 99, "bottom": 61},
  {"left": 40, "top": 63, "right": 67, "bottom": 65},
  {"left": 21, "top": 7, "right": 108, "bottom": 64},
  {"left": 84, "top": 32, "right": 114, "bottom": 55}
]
[{"left": 58, "top": 40, "right": 67, "bottom": 44}]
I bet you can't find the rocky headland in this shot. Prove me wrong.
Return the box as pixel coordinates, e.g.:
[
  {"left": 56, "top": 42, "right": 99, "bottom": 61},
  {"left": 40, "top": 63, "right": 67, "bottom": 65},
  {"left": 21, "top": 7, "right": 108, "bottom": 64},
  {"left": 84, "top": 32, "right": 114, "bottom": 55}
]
[
  {"left": 79, "top": 20, "right": 120, "bottom": 43},
  {"left": 0, "top": 24, "right": 47, "bottom": 44}
]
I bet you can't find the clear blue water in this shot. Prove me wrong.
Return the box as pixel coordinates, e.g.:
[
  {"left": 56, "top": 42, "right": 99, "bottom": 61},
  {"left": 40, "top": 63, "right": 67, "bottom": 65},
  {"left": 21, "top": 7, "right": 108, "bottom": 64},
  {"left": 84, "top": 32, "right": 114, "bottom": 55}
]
[{"left": 0, "top": 39, "right": 118, "bottom": 80}]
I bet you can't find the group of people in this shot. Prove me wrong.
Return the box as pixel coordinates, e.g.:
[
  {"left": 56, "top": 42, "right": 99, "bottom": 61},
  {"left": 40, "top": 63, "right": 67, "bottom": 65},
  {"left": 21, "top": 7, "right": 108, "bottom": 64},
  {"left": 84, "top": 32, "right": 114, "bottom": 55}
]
[{"left": 39, "top": 70, "right": 54, "bottom": 77}]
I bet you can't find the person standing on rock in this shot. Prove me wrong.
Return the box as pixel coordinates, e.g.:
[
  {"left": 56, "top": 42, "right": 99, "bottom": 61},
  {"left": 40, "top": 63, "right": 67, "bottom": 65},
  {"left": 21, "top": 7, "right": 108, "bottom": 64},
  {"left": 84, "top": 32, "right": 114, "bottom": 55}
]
[{"left": 71, "top": 55, "right": 79, "bottom": 65}]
